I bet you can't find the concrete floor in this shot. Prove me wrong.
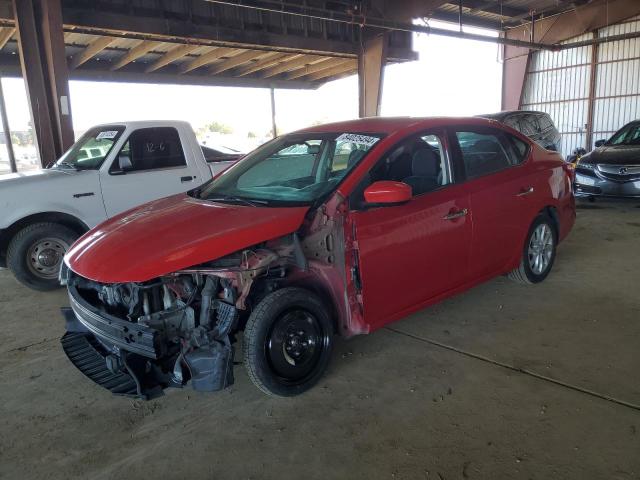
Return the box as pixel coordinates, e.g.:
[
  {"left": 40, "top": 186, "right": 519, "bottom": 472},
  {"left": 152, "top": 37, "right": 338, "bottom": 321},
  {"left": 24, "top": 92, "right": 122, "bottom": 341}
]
[{"left": 1, "top": 200, "right": 639, "bottom": 480}]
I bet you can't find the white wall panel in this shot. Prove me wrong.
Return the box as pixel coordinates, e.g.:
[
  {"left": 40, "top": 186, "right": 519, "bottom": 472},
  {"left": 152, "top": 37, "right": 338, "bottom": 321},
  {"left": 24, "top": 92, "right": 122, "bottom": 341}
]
[{"left": 520, "top": 16, "right": 640, "bottom": 154}]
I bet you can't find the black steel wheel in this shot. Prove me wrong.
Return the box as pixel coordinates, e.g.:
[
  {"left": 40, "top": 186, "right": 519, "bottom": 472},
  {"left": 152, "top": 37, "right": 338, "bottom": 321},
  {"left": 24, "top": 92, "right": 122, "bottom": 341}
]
[{"left": 243, "top": 287, "right": 333, "bottom": 396}]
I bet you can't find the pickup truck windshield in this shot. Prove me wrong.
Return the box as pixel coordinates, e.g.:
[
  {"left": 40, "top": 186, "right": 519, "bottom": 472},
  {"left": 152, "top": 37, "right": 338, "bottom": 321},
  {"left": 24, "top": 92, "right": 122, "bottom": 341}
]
[
  {"left": 198, "top": 132, "right": 382, "bottom": 205},
  {"left": 54, "top": 126, "right": 125, "bottom": 170}
]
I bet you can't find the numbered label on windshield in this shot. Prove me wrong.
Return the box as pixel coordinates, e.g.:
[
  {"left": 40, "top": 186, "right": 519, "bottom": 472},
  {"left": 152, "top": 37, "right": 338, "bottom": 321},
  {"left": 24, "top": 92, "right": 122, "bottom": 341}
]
[
  {"left": 335, "top": 133, "right": 380, "bottom": 147},
  {"left": 96, "top": 131, "right": 119, "bottom": 140}
]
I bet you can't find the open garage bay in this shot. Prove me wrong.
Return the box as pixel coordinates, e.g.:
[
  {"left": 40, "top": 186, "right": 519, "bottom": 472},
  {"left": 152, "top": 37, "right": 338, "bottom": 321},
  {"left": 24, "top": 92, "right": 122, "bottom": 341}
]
[{"left": 1, "top": 200, "right": 638, "bottom": 479}]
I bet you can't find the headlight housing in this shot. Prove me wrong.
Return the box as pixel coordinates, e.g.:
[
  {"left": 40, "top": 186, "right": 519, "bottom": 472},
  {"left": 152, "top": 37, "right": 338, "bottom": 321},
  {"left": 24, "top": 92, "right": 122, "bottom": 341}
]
[{"left": 576, "top": 156, "right": 596, "bottom": 171}]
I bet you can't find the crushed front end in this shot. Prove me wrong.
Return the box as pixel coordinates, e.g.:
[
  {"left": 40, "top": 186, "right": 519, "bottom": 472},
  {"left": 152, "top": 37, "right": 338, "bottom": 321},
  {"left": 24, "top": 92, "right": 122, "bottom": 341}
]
[
  {"left": 59, "top": 193, "right": 368, "bottom": 399},
  {"left": 60, "top": 259, "right": 248, "bottom": 399}
]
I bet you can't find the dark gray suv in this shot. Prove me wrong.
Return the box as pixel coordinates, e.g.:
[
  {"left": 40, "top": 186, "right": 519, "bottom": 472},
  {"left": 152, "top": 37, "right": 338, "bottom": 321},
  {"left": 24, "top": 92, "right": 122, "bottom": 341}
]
[{"left": 478, "top": 110, "right": 562, "bottom": 153}]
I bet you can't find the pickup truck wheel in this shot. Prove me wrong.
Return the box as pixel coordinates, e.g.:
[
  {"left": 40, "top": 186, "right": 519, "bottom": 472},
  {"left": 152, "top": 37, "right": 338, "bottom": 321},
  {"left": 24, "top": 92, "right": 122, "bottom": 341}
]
[
  {"left": 7, "top": 222, "right": 78, "bottom": 291},
  {"left": 508, "top": 214, "right": 557, "bottom": 284},
  {"left": 243, "top": 287, "right": 333, "bottom": 397}
]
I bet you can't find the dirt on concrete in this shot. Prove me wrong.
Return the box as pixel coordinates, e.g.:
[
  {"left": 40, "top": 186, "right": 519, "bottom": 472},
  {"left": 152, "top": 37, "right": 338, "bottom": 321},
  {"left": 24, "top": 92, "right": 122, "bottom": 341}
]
[{"left": 1, "top": 199, "right": 639, "bottom": 480}]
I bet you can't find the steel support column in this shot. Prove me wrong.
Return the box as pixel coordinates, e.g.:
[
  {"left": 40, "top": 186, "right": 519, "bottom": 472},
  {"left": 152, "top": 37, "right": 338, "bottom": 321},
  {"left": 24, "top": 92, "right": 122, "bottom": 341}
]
[
  {"left": 585, "top": 31, "right": 599, "bottom": 151},
  {"left": 13, "top": 0, "right": 73, "bottom": 167},
  {"left": 0, "top": 76, "right": 16, "bottom": 173},
  {"left": 358, "top": 31, "right": 388, "bottom": 118},
  {"left": 501, "top": 36, "right": 530, "bottom": 111},
  {"left": 270, "top": 87, "right": 277, "bottom": 138}
]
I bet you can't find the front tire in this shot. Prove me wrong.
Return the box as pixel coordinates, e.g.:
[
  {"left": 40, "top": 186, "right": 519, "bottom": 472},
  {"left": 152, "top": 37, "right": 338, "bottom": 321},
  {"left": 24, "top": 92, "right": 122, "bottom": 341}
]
[
  {"left": 7, "top": 222, "right": 78, "bottom": 291},
  {"left": 508, "top": 214, "right": 557, "bottom": 284},
  {"left": 243, "top": 287, "right": 333, "bottom": 397}
]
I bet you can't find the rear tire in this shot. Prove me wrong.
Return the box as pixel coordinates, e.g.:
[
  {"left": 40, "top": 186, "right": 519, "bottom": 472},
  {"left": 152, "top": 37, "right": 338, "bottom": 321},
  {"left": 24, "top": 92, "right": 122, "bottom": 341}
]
[
  {"left": 243, "top": 287, "right": 333, "bottom": 397},
  {"left": 7, "top": 222, "right": 78, "bottom": 291},
  {"left": 508, "top": 214, "right": 557, "bottom": 284}
]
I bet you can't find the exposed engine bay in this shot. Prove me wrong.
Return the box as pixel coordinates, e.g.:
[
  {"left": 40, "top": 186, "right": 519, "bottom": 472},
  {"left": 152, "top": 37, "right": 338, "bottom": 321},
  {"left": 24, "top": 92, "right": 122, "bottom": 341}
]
[{"left": 59, "top": 199, "right": 364, "bottom": 399}]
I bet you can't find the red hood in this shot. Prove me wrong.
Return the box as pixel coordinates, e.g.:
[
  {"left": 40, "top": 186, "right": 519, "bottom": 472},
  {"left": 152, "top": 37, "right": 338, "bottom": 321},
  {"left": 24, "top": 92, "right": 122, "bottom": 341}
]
[{"left": 65, "top": 194, "right": 309, "bottom": 283}]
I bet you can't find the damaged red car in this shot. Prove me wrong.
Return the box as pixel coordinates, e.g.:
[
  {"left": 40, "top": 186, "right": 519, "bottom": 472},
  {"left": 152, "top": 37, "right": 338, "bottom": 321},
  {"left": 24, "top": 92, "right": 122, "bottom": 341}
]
[{"left": 60, "top": 117, "right": 575, "bottom": 398}]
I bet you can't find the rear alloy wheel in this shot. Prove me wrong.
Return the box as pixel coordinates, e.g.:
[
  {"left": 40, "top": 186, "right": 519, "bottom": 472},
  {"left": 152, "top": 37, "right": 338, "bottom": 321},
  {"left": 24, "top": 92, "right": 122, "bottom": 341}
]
[
  {"left": 243, "top": 288, "right": 333, "bottom": 396},
  {"left": 508, "top": 214, "right": 557, "bottom": 284},
  {"left": 7, "top": 222, "right": 78, "bottom": 291}
]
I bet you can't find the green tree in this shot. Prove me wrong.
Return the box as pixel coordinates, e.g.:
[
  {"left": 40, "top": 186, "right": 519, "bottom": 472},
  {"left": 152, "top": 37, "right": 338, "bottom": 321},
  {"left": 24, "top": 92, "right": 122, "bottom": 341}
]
[{"left": 201, "top": 121, "right": 234, "bottom": 135}]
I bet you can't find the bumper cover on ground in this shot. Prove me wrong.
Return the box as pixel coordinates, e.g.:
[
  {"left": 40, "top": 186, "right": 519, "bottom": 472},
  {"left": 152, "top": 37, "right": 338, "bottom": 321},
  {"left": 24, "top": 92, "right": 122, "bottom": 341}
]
[{"left": 61, "top": 304, "right": 167, "bottom": 399}]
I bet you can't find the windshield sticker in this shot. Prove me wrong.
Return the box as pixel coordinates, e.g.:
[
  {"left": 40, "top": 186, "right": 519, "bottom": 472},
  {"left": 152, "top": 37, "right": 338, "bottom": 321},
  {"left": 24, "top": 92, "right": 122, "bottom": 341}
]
[
  {"left": 96, "top": 130, "right": 119, "bottom": 140},
  {"left": 335, "top": 133, "right": 380, "bottom": 147}
]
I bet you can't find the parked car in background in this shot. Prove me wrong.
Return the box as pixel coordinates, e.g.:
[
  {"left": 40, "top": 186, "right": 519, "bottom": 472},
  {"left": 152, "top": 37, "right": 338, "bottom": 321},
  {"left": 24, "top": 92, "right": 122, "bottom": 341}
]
[
  {"left": 0, "top": 120, "right": 239, "bottom": 291},
  {"left": 201, "top": 144, "right": 244, "bottom": 164},
  {"left": 478, "top": 110, "right": 562, "bottom": 153},
  {"left": 574, "top": 119, "right": 640, "bottom": 199},
  {"left": 60, "top": 116, "right": 575, "bottom": 399}
]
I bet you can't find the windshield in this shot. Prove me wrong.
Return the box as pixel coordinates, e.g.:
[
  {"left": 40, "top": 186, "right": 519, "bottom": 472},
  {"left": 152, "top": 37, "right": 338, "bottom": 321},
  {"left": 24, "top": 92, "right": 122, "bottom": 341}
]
[
  {"left": 54, "top": 126, "right": 125, "bottom": 169},
  {"left": 198, "top": 132, "right": 382, "bottom": 205},
  {"left": 607, "top": 123, "right": 640, "bottom": 146}
]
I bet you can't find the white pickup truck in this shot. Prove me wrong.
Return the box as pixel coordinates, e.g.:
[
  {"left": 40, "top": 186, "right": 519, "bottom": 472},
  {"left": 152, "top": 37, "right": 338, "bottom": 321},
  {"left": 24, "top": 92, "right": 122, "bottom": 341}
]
[{"left": 0, "top": 120, "right": 240, "bottom": 290}]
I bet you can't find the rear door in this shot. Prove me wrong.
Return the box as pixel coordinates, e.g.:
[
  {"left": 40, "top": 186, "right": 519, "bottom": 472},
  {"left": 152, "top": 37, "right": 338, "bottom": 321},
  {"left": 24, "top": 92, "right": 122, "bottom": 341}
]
[
  {"left": 451, "top": 127, "right": 539, "bottom": 278},
  {"left": 100, "top": 127, "right": 201, "bottom": 217}
]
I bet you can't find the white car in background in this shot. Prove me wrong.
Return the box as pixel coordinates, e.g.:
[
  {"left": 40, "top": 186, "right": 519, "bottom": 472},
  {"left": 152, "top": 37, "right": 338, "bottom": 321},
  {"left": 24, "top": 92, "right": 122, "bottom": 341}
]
[{"left": 0, "top": 120, "right": 240, "bottom": 290}]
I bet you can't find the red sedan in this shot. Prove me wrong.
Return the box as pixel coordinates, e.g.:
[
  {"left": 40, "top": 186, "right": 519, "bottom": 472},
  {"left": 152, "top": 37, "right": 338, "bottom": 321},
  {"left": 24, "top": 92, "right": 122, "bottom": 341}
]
[{"left": 60, "top": 117, "right": 575, "bottom": 398}]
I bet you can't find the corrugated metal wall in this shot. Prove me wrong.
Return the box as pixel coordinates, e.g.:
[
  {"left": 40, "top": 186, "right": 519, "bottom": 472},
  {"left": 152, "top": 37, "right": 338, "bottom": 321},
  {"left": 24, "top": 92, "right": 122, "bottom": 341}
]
[
  {"left": 520, "top": 15, "right": 640, "bottom": 155},
  {"left": 592, "top": 16, "right": 640, "bottom": 142}
]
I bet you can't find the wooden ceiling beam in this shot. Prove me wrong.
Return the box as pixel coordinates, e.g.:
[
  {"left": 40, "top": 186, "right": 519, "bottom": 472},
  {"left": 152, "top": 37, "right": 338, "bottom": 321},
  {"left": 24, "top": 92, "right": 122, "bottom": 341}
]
[
  {"left": 179, "top": 47, "right": 237, "bottom": 74},
  {"left": 68, "top": 36, "right": 116, "bottom": 69},
  {"left": 0, "top": 27, "right": 14, "bottom": 50},
  {"left": 144, "top": 44, "right": 199, "bottom": 73},
  {"left": 208, "top": 49, "right": 266, "bottom": 75},
  {"left": 110, "top": 39, "right": 162, "bottom": 71},
  {"left": 287, "top": 57, "right": 350, "bottom": 80},
  {"left": 233, "top": 52, "right": 289, "bottom": 76},
  {"left": 306, "top": 60, "right": 357, "bottom": 81},
  {"left": 261, "top": 54, "right": 323, "bottom": 78}
]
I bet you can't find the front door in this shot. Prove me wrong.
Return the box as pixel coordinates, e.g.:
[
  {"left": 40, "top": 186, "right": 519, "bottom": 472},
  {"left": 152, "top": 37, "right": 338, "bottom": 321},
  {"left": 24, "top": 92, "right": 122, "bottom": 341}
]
[
  {"left": 348, "top": 130, "right": 472, "bottom": 331},
  {"left": 100, "top": 126, "right": 201, "bottom": 217}
]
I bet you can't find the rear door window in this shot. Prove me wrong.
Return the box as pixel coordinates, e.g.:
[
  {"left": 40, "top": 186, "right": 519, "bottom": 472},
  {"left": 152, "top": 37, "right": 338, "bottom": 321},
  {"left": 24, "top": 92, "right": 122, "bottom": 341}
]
[
  {"left": 504, "top": 134, "right": 530, "bottom": 165},
  {"left": 455, "top": 130, "right": 512, "bottom": 178}
]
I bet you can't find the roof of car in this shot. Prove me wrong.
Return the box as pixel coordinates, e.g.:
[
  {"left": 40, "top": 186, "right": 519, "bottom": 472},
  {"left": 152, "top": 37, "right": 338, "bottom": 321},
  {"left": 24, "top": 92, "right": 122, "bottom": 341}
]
[
  {"left": 295, "top": 116, "right": 504, "bottom": 136},
  {"left": 478, "top": 110, "right": 548, "bottom": 121},
  {"left": 90, "top": 120, "right": 193, "bottom": 129}
]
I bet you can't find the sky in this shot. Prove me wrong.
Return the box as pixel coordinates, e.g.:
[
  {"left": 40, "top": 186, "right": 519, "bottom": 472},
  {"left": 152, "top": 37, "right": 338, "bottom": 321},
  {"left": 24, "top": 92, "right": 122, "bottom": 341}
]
[{"left": 0, "top": 21, "right": 502, "bottom": 140}]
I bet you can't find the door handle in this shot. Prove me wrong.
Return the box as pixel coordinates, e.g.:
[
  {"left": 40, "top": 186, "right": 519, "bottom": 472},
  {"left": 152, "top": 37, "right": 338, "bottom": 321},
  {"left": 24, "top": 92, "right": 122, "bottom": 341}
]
[
  {"left": 443, "top": 208, "right": 468, "bottom": 221},
  {"left": 181, "top": 175, "right": 195, "bottom": 182},
  {"left": 516, "top": 186, "right": 534, "bottom": 196}
]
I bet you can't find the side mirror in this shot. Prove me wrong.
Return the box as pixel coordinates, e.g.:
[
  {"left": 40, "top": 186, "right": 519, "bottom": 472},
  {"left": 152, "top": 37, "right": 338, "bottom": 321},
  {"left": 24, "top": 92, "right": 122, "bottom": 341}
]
[
  {"left": 363, "top": 181, "right": 412, "bottom": 206},
  {"left": 118, "top": 154, "right": 133, "bottom": 171},
  {"left": 594, "top": 139, "right": 606, "bottom": 148},
  {"left": 545, "top": 144, "right": 558, "bottom": 152}
]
